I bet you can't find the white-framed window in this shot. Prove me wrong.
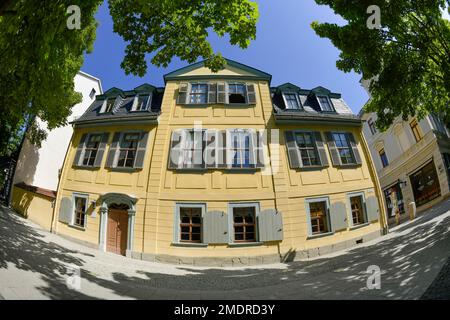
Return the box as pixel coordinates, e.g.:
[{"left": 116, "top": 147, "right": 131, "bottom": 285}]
[
  {"left": 228, "top": 129, "right": 256, "bottom": 168},
  {"left": 332, "top": 132, "right": 356, "bottom": 165},
  {"left": 316, "top": 95, "right": 334, "bottom": 112},
  {"left": 81, "top": 134, "right": 103, "bottom": 166},
  {"left": 189, "top": 83, "right": 208, "bottom": 104},
  {"left": 116, "top": 132, "right": 140, "bottom": 168},
  {"left": 283, "top": 92, "right": 301, "bottom": 110},
  {"left": 347, "top": 192, "right": 368, "bottom": 226},
  {"left": 132, "top": 94, "right": 151, "bottom": 111},
  {"left": 294, "top": 131, "right": 321, "bottom": 166},
  {"left": 72, "top": 194, "right": 89, "bottom": 228},
  {"left": 228, "top": 202, "right": 259, "bottom": 243},
  {"left": 181, "top": 129, "right": 205, "bottom": 168},
  {"left": 305, "top": 197, "right": 331, "bottom": 236},
  {"left": 101, "top": 98, "right": 115, "bottom": 113},
  {"left": 368, "top": 118, "right": 377, "bottom": 135},
  {"left": 227, "top": 82, "right": 247, "bottom": 104},
  {"left": 174, "top": 203, "right": 205, "bottom": 244}
]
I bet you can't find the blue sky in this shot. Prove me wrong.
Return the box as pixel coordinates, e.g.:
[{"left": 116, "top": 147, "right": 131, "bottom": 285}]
[{"left": 82, "top": 0, "right": 369, "bottom": 113}]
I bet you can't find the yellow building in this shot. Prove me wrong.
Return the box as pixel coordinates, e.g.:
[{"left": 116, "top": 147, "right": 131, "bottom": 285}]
[{"left": 52, "top": 59, "right": 387, "bottom": 266}]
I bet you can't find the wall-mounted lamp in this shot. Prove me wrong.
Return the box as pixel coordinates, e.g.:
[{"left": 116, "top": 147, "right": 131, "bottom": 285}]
[
  {"left": 90, "top": 200, "right": 96, "bottom": 209},
  {"left": 397, "top": 178, "right": 407, "bottom": 188}
]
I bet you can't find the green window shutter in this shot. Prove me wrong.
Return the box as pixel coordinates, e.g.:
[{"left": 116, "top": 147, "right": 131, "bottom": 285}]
[
  {"left": 93, "top": 133, "right": 110, "bottom": 168},
  {"left": 205, "top": 130, "right": 217, "bottom": 168},
  {"left": 256, "top": 130, "right": 266, "bottom": 168},
  {"left": 168, "top": 130, "right": 183, "bottom": 169},
  {"left": 192, "top": 130, "right": 205, "bottom": 169},
  {"left": 217, "top": 130, "right": 228, "bottom": 168},
  {"left": 325, "top": 132, "right": 342, "bottom": 166},
  {"left": 73, "top": 134, "right": 88, "bottom": 166},
  {"left": 58, "top": 197, "right": 73, "bottom": 224},
  {"left": 217, "top": 82, "right": 226, "bottom": 104},
  {"left": 105, "top": 132, "right": 121, "bottom": 168},
  {"left": 347, "top": 133, "right": 362, "bottom": 165},
  {"left": 208, "top": 83, "right": 217, "bottom": 104},
  {"left": 177, "top": 82, "right": 188, "bottom": 104},
  {"left": 246, "top": 84, "right": 256, "bottom": 104},
  {"left": 134, "top": 131, "right": 149, "bottom": 169},
  {"left": 365, "top": 196, "right": 380, "bottom": 222},
  {"left": 330, "top": 202, "right": 348, "bottom": 232},
  {"left": 258, "top": 209, "right": 283, "bottom": 242},
  {"left": 284, "top": 131, "right": 302, "bottom": 169},
  {"left": 203, "top": 211, "right": 229, "bottom": 244},
  {"left": 313, "top": 132, "right": 329, "bottom": 167}
]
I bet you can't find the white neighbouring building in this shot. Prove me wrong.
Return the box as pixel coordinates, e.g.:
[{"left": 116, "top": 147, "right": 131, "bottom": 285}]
[
  {"left": 11, "top": 71, "right": 102, "bottom": 230},
  {"left": 359, "top": 79, "right": 450, "bottom": 226}
]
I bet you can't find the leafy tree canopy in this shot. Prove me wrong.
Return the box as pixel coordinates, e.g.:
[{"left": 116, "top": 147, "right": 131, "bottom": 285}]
[
  {"left": 312, "top": 0, "right": 450, "bottom": 130},
  {"left": 0, "top": 0, "right": 258, "bottom": 155}
]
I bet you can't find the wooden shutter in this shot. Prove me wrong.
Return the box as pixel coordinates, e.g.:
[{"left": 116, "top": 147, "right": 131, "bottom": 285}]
[
  {"left": 246, "top": 84, "right": 256, "bottom": 104},
  {"left": 203, "top": 211, "right": 229, "bottom": 244},
  {"left": 168, "top": 130, "right": 183, "bottom": 169},
  {"left": 258, "top": 209, "right": 283, "bottom": 242},
  {"left": 325, "top": 132, "right": 341, "bottom": 166},
  {"left": 217, "top": 130, "right": 227, "bottom": 168},
  {"left": 72, "top": 134, "right": 88, "bottom": 166},
  {"left": 256, "top": 130, "right": 266, "bottom": 168},
  {"left": 284, "top": 131, "right": 302, "bottom": 169},
  {"left": 347, "top": 133, "right": 362, "bottom": 165},
  {"left": 105, "top": 132, "right": 121, "bottom": 168},
  {"left": 248, "top": 129, "right": 257, "bottom": 168},
  {"left": 177, "top": 82, "right": 188, "bottom": 104},
  {"left": 134, "top": 131, "right": 149, "bottom": 169},
  {"left": 217, "top": 82, "right": 226, "bottom": 104},
  {"left": 205, "top": 130, "right": 217, "bottom": 168},
  {"left": 329, "top": 202, "right": 348, "bottom": 232},
  {"left": 365, "top": 196, "right": 380, "bottom": 222},
  {"left": 58, "top": 197, "right": 73, "bottom": 224},
  {"left": 208, "top": 83, "right": 217, "bottom": 104},
  {"left": 192, "top": 130, "right": 204, "bottom": 169},
  {"left": 313, "top": 132, "right": 329, "bottom": 167},
  {"left": 93, "top": 133, "right": 110, "bottom": 168}
]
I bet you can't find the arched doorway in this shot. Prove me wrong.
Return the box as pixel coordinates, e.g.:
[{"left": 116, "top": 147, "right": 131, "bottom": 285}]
[
  {"left": 107, "top": 203, "right": 129, "bottom": 255},
  {"left": 98, "top": 193, "right": 137, "bottom": 257}
]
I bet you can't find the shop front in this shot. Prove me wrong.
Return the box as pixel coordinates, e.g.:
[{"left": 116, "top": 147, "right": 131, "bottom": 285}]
[
  {"left": 383, "top": 183, "right": 406, "bottom": 225},
  {"left": 409, "top": 160, "right": 441, "bottom": 208}
]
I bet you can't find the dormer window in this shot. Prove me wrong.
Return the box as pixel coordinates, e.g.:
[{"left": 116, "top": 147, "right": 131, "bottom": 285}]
[
  {"left": 283, "top": 93, "right": 301, "bottom": 110},
  {"left": 133, "top": 94, "right": 151, "bottom": 111},
  {"left": 189, "top": 83, "right": 208, "bottom": 104},
  {"left": 228, "top": 83, "right": 247, "bottom": 104},
  {"left": 317, "top": 95, "right": 334, "bottom": 112},
  {"left": 89, "top": 88, "right": 96, "bottom": 99},
  {"left": 103, "top": 99, "right": 114, "bottom": 113}
]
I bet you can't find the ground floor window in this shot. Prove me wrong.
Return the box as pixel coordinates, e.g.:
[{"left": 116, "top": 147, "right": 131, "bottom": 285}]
[
  {"left": 443, "top": 153, "right": 450, "bottom": 189},
  {"left": 384, "top": 184, "right": 405, "bottom": 218},
  {"left": 306, "top": 199, "right": 330, "bottom": 235},
  {"left": 349, "top": 194, "right": 366, "bottom": 225},
  {"left": 232, "top": 206, "right": 256, "bottom": 242},
  {"left": 179, "top": 207, "right": 202, "bottom": 243},
  {"left": 409, "top": 161, "right": 441, "bottom": 207},
  {"left": 73, "top": 195, "right": 88, "bottom": 227}
]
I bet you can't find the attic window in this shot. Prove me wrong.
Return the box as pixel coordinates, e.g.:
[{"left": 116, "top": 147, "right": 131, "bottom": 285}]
[
  {"left": 135, "top": 94, "right": 150, "bottom": 111},
  {"left": 89, "top": 88, "right": 96, "bottom": 99},
  {"left": 317, "top": 95, "right": 334, "bottom": 112},
  {"left": 228, "top": 83, "right": 247, "bottom": 104},
  {"left": 283, "top": 93, "right": 301, "bottom": 110},
  {"left": 103, "top": 99, "right": 114, "bottom": 113}
]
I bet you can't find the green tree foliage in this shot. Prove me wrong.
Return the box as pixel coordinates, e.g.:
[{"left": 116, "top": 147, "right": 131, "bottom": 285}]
[
  {"left": 0, "top": 0, "right": 102, "bottom": 156},
  {"left": 0, "top": 0, "right": 258, "bottom": 156},
  {"left": 312, "top": 0, "right": 450, "bottom": 130},
  {"left": 108, "top": 0, "right": 259, "bottom": 76}
]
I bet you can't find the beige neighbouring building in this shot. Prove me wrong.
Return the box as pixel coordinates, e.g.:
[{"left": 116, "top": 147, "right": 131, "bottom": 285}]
[
  {"left": 52, "top": 59, "right": 387, "bottom": 266},
  {"left": 360, "top": 80, "right": 450, "bottom": 226}
]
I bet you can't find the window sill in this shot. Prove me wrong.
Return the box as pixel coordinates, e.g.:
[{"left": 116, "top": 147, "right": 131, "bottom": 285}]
[
  {"left": 68, "top": 224, "right": 86, "bottom": 231},
  {"left": 307, "top": 232, "right": 334, "bottom": 240},
  {"left": 350, "top": 222, "right": 370, "bottom": 230},
  {"left": 335, "top": 164, "right": 362, "bottom": 169},
  {"left": 296, "top": 165, "right": 328, "bottom": 171},
  {"left": 171, "top": 242, "right": 208, "bottom": 248},
  {"left": 228, "top": 242, "right": 263, "bottom": 248},
  {"left": 108, "top": 167, "right": 142, "bottom": 172},
  {"left": 72, "top": 165, "right": 99, "bottom": 170}
]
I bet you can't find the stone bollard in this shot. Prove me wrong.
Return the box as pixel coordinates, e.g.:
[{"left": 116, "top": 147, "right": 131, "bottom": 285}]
[{"left": 408, "top": 202, "right": 416, "bottom": 220}]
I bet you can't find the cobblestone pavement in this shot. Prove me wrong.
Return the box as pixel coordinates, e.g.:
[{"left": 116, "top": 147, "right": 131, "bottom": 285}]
[{"left": 1, "top": 199, "right": 450, "bottom": 300}]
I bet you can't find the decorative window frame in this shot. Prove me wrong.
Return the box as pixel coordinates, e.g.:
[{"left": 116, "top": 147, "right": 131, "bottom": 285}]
[
  {"left": 292, "top": 130, "right": 323, "bottom": 168},
  {"left": 112, "top": 130, "right": 142, "bottom": 169},
  {"left": 305, "top": 196, "right": 332, "bottom": 238},
  {"left": 346, "top": 191, "right": 369, "bottom": 228},
  {"left": 329, "top": 131, "right": 358, "bottom": 165},
  {"left": 75, "top": 132, "right": 105, "bottom": 168},
  {"left": 172, "top": 203, "right": 207, "bottom": 246},
  {"left": 227, "top": 202, "right": 260, "bottom": 244},
  {"left": 71, "top": 193, "right": 89, "bottom": 229}
]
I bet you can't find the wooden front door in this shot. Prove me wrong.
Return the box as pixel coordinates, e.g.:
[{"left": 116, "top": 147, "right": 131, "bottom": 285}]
[{"left": 107, "top": 209, "right": 128, "bottom": 256}]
